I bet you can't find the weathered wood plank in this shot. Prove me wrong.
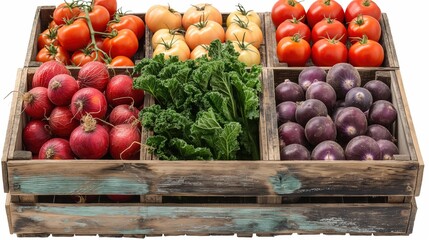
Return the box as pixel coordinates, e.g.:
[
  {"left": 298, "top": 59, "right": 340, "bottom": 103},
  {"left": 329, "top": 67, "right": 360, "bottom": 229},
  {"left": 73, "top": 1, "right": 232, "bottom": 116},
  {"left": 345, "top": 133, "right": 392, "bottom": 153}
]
[
  {"left": 394, "top": 70, "right": 424, "bottom": 196},
  {"left": 406, "top": 198, "right": 418, "bottom": 235},
  {"left": 257, "top": 196, "right": 282, "bottom": 204},
  {"left": 8, "top": 201, "right": 413, "bottom": 235},
  {"left": 8, "top": 160, "right": 418, "bottom": 196}
]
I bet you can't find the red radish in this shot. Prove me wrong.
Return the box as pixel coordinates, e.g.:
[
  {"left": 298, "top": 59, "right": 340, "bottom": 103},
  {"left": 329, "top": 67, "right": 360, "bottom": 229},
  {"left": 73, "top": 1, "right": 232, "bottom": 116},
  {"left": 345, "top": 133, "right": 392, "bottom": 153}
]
[
  {"left": 105, "top": 74, "right": 145, "bottom": 107},
  {"left": 32, "top": 60, "right": 70, "bottom": 88},
  {"left": 22, "top": 87, "right": 54, "bottom": 119},
  {"left": 47, "top": 74, "right": 79, "bottom": 106},
  {"left": 69, "top": 114, "right": 110, "bottom": 159},
  {"left": 109, "top": 123, "right": 141, "bottom": 159},
  {"left": 23, "top": 120, "right": 52, "bottom": 155},
  {"left": 108, "top": 104, "right": 140, "bottom": 126},
  {"left": 77, "top": 61, "right": 110, "bottom": 91},
  {"left": 38, "top": 138, "right": 74, "bottom": 160},
  {"left": 70, "top": 87, "right": 108, "bottom": 120},
  {"left": 48, "top": 106, "right": 80, "bottom": 138}
]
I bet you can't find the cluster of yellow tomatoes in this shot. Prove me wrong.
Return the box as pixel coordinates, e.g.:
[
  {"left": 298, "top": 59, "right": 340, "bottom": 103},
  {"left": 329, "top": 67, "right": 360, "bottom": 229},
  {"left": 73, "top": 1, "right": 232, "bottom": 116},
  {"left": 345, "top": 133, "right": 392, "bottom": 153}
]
[{"left": 145, "top": 3, "right": 263, "bottom": 66}]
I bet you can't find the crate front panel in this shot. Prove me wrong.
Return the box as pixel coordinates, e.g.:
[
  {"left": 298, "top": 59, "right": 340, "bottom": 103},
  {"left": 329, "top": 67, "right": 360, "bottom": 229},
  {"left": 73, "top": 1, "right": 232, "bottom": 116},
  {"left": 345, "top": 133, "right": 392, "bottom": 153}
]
[
  {"left": 8, "top": 160, "right": 417, "bottom": 196},
  {"left": 24, "top": 6, "right": 147, "bottom": 67},
  {"left": 264, "top": 13, "right": 399, "bottom": 69}
]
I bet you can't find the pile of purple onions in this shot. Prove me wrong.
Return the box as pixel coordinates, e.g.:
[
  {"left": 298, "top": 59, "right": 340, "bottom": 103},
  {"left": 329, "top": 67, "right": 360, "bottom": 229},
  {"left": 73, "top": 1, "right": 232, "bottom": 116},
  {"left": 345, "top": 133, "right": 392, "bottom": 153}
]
[{"left": 276, "top": 63, "right": 398, "bottom": 161}]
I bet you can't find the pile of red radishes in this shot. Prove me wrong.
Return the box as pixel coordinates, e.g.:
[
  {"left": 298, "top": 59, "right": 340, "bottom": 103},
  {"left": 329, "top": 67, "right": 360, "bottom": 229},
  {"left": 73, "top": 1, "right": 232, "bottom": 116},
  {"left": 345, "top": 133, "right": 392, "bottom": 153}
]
[
  {"left": 22, "top": 60, "right": 144, "bottom": 160},
  {"left": 276, "top": 63, "right": 398, "bottom": 161}
]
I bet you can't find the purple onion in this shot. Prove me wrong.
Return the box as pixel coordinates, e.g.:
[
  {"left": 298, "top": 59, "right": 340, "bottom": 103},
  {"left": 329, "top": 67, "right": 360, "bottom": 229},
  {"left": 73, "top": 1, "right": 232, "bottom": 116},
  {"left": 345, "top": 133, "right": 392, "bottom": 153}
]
[
  {"left": 278, "top": 122, "right": 307, "bottom": 146},
  {"left": 280, "top": 144, "right": 311, "bottom": 160},
  {"left": 326, "top": 63, "right": 361, "bottom": 99},
  {"left": 344, "top": 87, "right": 373, "bottom": 112},
  {"left": 295, "top": 99, "right": 328, "bottom": 126},
  {"left": 306, "top": 81, "right": 337, "bottom": 111},
  {"left": 363, "top": 80, "right": 391, "bottom": 101},
  {"left": 368, "top": 100, "right": 397, "bottom": 127},
  {"left": 335, "top": 107, "right": 367, "bottom": 142},
  {"left": 277, "top": 101, "right": 297, "bottom": 124},
  {"left": 305, "top": 116, "right": 337, "bottom": 146},
  {"left": 377, "top": 139, "right": 399, "bottom": 160},
  {"left": 366, "top": 124, "right": 395, "bottom": 142},
  {"left": 275, "top": 79, "right": 304, "bottom": 104},
  {"left": 298, "top": 66, "right": 327, "bottom": 91},
  {"left": 345, "top": 136, "right": 381, "bottom": 160},
  {"left": 311, "top": 140, "right": 345, "bottom": 160}
]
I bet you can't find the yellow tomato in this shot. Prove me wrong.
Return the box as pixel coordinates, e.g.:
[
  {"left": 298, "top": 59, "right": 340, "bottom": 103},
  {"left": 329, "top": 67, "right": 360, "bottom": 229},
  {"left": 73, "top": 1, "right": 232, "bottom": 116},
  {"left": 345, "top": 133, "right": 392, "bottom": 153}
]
[
  {"left": 190, "top": 44, "right": 210, "bottom": 59},
  {"left": 145, "top": 5, "right": 182, "bottom": 33},
  {"left": 185, "top": 20, "right": 225, "bottom": 50},
  {"left": 232, "top": 41, "right": 261, "bottom": 67},
  {"left": 182, "top": 3, "right": 222, "bottom": 30},
  {"left": 226, "top": 4, "right": 261, "bottom": 29},
  {"left": 153, "top": 38, "right": 190, "bottom": 61},
  {"left": 226, "top": 20, "right": 263, "bottom": 49},
  {"left": 151, "top": 28, "right": 185, "bottom": 49}
]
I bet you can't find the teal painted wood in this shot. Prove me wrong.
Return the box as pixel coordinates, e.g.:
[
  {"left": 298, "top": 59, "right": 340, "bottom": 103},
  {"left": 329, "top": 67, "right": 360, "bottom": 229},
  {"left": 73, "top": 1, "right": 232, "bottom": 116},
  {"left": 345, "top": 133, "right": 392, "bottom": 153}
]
[
  {"left": 10, "top": 203, "right": 411, "bottom": 235},
  {"left": 8, "top": 160, "right": 418, "bottom": 196}
]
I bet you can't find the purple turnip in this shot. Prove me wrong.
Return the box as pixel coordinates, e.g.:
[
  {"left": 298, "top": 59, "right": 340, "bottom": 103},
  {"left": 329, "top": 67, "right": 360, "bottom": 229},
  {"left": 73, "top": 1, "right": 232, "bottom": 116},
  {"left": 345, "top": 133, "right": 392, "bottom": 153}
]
[
  {"left": 366, "top": 124, "right": 395, "bottom": 142},
  {"left": 326, "top": 63, "right": 361, "bottom": 99},
  {"left": 311, "top": 140, "right": 345, "bottom": 160},
  {"left": 280, "top": 144, "right": 310, "bottom": 160},
  {"left": 305, "top": 116, "right": 337, "bottom": 146},
  {"left": 345, "top": 136, "right": 381, "bottom": 160},
  {"left": 295, "top": 99, "right": 328, "bottom": 126},
  {"left": 298, "top": 66, "right": 327, "bottom": 91}
]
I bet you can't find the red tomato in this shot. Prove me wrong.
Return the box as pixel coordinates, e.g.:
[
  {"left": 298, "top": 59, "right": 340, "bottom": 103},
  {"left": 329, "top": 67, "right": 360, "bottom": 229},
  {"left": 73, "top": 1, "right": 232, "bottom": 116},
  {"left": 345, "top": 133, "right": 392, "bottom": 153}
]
[
  {"left": 271, "top": 0, "right": 306, "bottom": 27},
  {"left": 102, "top": 29, "right": 139, "bottom": 58},
  {"left": 38, "top": 28, "right": 59, "bottom": 50},
  {"left": 57, "top": 19, "right": 91, "bottom": 52},
  {"left": 36, "top": 44, "right": 70, "bottom": 65},
  {"left": 53, "top": 2, "right": 81, "bottom": 25},
  {"left": 349, "top": 35, "right": 384, "bottom": 67},
  {"left": 311, "top": 17, "right": 347, "bottom": 44},
  {"left": 307, "top": 0, "right": 345, "bottom": 28},
  {"left": 276, "top": 17, "right": 311, "bottom": 43},
  {"left": 79, "top": 5, "right": 110, "bottom": 32},
  {"left": 345, "top": 0, "right": 381, "bottom": 23},
  {"left": 94, "top": 0, "right": 117, "bottom": 17},
  {"left": 107, "top": 14, "right": 145, "bottom": 40},
  {"left": 108, "top": 56, "right": 135, "bottom": 66},
  {"left": 348, "top": 15, "right": 381, "bottom": 42},
  {"left": 312, "top": 38, "right": 347, "bottom": 66},
  {"left": 71, "top": 48, "right": 104, "bottom": 66},
  {"left": 277, "top": 34, "right": 310, "bottom": 67}
]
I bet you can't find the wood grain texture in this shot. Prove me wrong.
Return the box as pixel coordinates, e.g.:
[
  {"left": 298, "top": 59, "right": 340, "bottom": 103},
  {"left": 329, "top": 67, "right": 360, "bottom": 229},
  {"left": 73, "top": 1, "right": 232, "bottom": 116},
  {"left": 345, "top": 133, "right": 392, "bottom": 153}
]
[
  {"left": 8, "top": 160, "right": 418, "bottom": 196},
  {"left": 264, "top": 12, "right": 399, "bottom": 69},
  {"left": 8, "top": 200, "right": 413, "bottom": 235},
  {"left": 394, "top": 70, "right": 424, "bottom": 196}
]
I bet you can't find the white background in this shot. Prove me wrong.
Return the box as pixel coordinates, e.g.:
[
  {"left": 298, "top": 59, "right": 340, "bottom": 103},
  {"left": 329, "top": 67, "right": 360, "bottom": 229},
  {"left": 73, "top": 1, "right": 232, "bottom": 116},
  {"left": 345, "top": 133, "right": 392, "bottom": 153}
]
[{"left": 0, "top": 0, "right": 427, "bottom": 239}]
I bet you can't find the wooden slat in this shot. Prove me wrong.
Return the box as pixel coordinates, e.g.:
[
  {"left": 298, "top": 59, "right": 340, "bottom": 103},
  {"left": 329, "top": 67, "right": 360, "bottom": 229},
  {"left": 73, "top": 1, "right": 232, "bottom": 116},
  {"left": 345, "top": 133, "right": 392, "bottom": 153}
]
[
  {"left": 257, "top": 196, "right": 282, "bottom": 204},
  {"left": 6, "top": 194, "right": 13, "bottom": 234},
  {"left": 8, "top": 160, "right": 418, "bottom": 196},
  {"left": 393, "top": 70, "right": 424, "bottom": 196},
  {"left": 406, "top": 198, "right": 418, "bottom": 235},
  {"left": 264, "top": 12, "right": 399, "bottom": 69},
  {"left": 8, "top": 201, "right": 413, "bottom": 235}
]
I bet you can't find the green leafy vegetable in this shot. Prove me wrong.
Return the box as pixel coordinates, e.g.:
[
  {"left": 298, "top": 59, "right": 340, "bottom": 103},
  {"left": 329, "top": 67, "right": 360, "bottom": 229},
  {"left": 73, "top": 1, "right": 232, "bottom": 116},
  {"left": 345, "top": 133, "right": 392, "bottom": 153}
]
[{"left": 133, "top": 40, "right": 262, "bottom": 160}]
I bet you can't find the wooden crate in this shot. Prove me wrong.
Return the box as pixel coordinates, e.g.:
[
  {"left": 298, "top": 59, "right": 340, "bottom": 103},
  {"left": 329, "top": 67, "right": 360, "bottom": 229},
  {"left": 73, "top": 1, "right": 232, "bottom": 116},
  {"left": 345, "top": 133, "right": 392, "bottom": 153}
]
[
  {"left": 145, "top": 12, "right": 268, "bottom": 67},
  {"left": 23, "top": 6, "right": 148, "bottom": 67},
  {"left": 5, "top": 193, "right": 417, "bottom": 236},
  {"left": 264, "top": 13, "right": 399, "bottom": 69}
]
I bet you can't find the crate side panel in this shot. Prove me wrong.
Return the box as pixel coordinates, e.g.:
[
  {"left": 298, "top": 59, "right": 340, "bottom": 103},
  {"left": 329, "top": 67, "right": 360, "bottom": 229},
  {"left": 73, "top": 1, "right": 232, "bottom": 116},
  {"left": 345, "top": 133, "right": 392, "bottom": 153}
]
[
  {"left": 8, "top": 202, "right": 412, "bottom": 235},
  {"left": 8, "top": 160, "right": 417, "bottom": 196}
]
